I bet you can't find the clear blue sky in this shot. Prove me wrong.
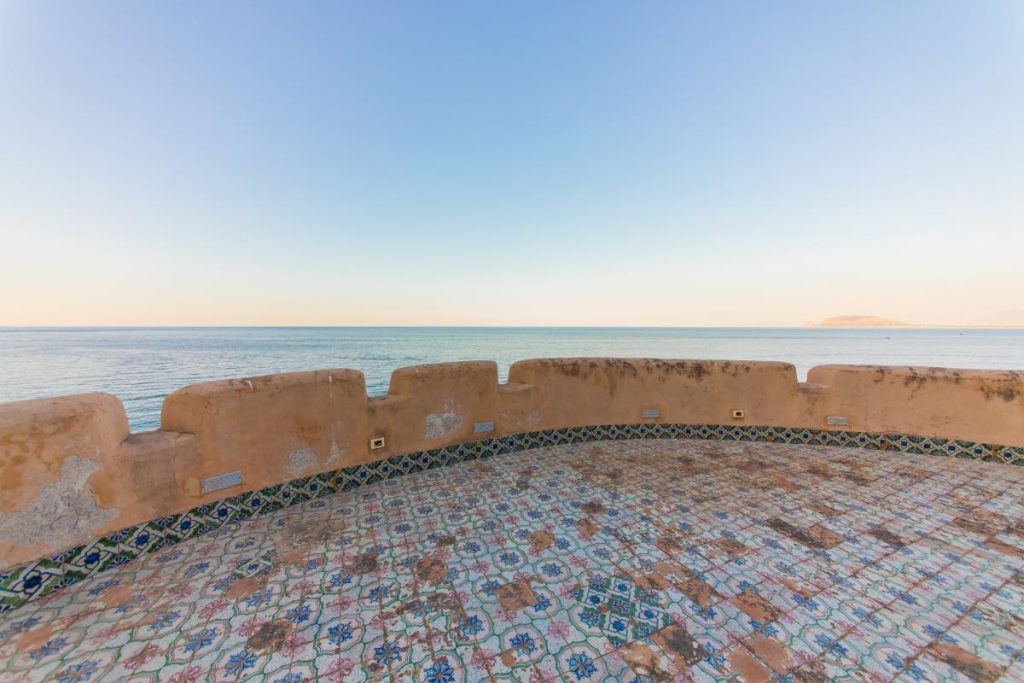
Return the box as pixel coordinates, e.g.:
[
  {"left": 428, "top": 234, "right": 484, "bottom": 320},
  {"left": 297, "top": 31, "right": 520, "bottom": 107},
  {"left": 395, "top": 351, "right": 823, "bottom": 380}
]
[{"left": 1, "top": 1, "right": 1022, "bottom": 326}]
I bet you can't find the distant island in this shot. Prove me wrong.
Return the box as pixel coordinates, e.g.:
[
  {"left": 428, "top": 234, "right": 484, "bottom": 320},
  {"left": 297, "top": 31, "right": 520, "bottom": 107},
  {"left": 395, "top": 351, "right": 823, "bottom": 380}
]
[
  {"left": 805, "top": 315, "right": 1024, "bottom": 329},
  {"left": 808, "top": 315, "right": 910, "bottom": 328}
]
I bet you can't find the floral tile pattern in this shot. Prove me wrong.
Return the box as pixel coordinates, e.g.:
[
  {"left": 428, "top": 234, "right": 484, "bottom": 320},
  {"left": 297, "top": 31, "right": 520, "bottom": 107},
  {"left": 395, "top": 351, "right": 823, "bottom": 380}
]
[
  {"left": 2, "top": 437, "right": 1023, "bottom": 682},
  {"left": 3, "top": 423, "right": 1022, "bottom": 616}
]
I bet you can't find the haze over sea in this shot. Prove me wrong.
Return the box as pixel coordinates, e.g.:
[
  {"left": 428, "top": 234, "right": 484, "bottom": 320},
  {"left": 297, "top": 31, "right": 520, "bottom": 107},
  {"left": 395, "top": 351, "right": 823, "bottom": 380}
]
[{"left": 2, "top": 327, "right": 1022, "bottom": 432}]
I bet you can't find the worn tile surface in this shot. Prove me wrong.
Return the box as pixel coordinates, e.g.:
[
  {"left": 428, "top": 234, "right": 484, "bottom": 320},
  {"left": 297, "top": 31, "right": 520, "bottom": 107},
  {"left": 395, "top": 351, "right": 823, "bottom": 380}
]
[{"left": 1, "top": 438, "right": 1023, "bottom": 682}]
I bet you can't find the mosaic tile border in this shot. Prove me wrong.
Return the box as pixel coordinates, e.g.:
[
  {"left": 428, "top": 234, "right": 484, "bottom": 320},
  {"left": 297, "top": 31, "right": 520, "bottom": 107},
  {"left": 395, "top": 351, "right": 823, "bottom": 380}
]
[{"left": 2, "top": 423, "right": 1021, "bottom": 614}]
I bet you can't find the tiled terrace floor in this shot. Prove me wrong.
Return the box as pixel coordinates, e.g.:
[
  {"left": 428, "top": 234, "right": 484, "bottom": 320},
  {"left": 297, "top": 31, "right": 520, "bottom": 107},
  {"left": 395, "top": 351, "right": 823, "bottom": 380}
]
[{"left": 2, "top": 439, "right": 1024, "bottom": 682}]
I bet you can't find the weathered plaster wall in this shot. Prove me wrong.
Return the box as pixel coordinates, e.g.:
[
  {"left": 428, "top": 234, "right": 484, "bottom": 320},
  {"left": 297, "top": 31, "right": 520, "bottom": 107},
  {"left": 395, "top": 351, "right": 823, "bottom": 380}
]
[
  {"left": 505, "top": 359, "right": 1024, "bottom": 445},
  {"left": 0, "top": 394, "right": 198, "bottom": 568},
  {"left": 365, "top": 361, "right": 503, "bottom": 462},
  {"left": 506, "top": 359, "right": 803, "bottom": 429},
  {"left": 160, "top": 369, "right": 368, "bottom": 493},
  {"left": 1, "top": 359, "right": 1022, "bottom": 570},
  {"left": 800, "top": 365, "right": 1024, "bottom": 446}
]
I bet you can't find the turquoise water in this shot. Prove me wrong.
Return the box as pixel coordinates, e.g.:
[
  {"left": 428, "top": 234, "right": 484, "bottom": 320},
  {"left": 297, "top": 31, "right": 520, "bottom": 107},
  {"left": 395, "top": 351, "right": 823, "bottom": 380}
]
[{"left": 1, "top": 327, "right": 1022, "bottom": 432}]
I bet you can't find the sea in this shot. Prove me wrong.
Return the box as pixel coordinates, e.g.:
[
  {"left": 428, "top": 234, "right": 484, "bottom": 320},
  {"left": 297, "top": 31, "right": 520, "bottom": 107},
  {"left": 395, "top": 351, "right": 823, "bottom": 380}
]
[{"left": 1, "top": 327, "right": 1022, "bottom": 432}]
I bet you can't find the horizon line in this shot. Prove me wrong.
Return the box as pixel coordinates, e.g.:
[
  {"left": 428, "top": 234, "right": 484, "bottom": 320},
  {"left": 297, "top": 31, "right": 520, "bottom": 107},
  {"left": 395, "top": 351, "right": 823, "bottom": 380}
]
[{"left": 1, "top": 324, "right": 1021, "bottom": 331}]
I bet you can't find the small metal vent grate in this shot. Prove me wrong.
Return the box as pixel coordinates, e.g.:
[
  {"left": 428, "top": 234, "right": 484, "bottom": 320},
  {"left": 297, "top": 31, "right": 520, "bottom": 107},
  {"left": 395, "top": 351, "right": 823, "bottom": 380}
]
[{"left": 201, "top": 470, "right": 242, "bottom": 494}]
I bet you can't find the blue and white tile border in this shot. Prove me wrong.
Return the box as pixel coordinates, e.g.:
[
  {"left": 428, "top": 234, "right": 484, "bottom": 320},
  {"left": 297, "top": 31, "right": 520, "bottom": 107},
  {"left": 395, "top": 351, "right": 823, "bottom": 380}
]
[{"left": 2, "top": 423, "right": 1021, "bottom": 614}]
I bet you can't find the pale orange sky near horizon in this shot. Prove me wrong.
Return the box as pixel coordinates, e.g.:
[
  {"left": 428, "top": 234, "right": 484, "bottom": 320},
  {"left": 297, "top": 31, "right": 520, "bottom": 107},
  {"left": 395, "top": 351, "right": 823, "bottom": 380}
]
[{"left": 2, "top": 2, "right": 1023, "bottom": 328}]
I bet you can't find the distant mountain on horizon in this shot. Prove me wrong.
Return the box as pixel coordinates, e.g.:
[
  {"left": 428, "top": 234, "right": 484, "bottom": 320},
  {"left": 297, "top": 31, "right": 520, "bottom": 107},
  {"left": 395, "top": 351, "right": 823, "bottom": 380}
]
[
  {"left": 805, "top": 316, "right": 911, "bottom": 328},
  {"left": 805, "top": 314, "right": 1024, "bottom": 329}
]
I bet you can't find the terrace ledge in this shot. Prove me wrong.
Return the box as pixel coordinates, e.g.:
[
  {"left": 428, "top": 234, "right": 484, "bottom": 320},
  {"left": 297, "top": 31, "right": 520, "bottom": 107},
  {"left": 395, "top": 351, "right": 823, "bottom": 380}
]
[{"left": 1, "top": 358, "right": 1022, "bottom": 572}]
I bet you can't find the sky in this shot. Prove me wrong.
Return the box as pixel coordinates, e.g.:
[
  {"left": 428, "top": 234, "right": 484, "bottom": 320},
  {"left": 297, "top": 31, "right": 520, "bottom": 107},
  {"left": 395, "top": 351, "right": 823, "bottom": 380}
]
[{"left": 1, "top": 1, "right": 1022, "bottom": 327}]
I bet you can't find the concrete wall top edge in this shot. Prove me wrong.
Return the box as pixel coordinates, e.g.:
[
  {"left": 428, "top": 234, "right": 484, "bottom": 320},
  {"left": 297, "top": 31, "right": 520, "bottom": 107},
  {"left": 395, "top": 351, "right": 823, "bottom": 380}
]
[
  {"left": 388, "top": 360, "right": 499, "bottom": 394},
  {"left": 0, "top": 392, "right": 127, "bottom": 422},
  {"left": 508, "top": 357, "right": 799, "bottom": 384},
  {"left": 4, "top": 360, "right": 1022, "bottom": 438},
  {"left": 808, "top": 364, "right": 1023, "bottom": 378},
  {"left": 162, "top": 368, "right": 366, "bottom": 399},
  {"left": 510, "top": 357, "right": 796, "bottom": 368}
]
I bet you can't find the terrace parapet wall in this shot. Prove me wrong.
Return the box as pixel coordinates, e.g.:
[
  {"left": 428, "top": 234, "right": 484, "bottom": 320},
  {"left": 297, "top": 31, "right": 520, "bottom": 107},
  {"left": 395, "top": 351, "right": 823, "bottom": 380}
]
[{"left": 2, "top": 359, "right": 1022, "bottom": 571}]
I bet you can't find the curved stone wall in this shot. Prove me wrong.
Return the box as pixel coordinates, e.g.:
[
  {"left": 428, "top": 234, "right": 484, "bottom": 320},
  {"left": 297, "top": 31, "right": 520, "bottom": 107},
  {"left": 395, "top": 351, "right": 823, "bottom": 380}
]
[{"left": 1, "top": 359, "right": 1022, "bottom": 608}]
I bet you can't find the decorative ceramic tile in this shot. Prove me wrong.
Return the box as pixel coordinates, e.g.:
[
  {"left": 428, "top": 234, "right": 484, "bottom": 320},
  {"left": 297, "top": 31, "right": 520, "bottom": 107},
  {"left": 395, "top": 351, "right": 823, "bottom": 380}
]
[
  {"left": 1, "top": 425, "right": 1022, "bottom": 617},
  {"left": 1, "top": 437, "right": 1022, "bottom": 681}
]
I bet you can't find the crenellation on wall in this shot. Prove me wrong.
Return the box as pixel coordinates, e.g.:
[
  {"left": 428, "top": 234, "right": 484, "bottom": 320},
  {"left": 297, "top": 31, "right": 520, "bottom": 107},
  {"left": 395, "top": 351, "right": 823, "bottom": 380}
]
[
  {"left": 802, "top": 365, "right": 1024, "bottom": 444},
  {"left": 506, "top": 358, "right": 803, "bottom": 429},
  {"left": 385, "top": 361, "right": 501, "bottom": 449},
  {"left": 161, "top": 368, "right": 369, "bottom": 489},
  {"left": 0, "top": 393, "right": 131, "bottom": 567},
  {"left": 2, "top": 358, "right": 1023, "bottom": 572},
  {"left": 0, "top": 393, "right": 128, "bottom": 511}
]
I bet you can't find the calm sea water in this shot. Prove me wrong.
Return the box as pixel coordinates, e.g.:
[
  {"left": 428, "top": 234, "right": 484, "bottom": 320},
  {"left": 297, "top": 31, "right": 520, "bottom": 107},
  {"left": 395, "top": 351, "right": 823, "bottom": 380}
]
[{"left": 1, "top": 327, "right": 1022, "bottom": 432}]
